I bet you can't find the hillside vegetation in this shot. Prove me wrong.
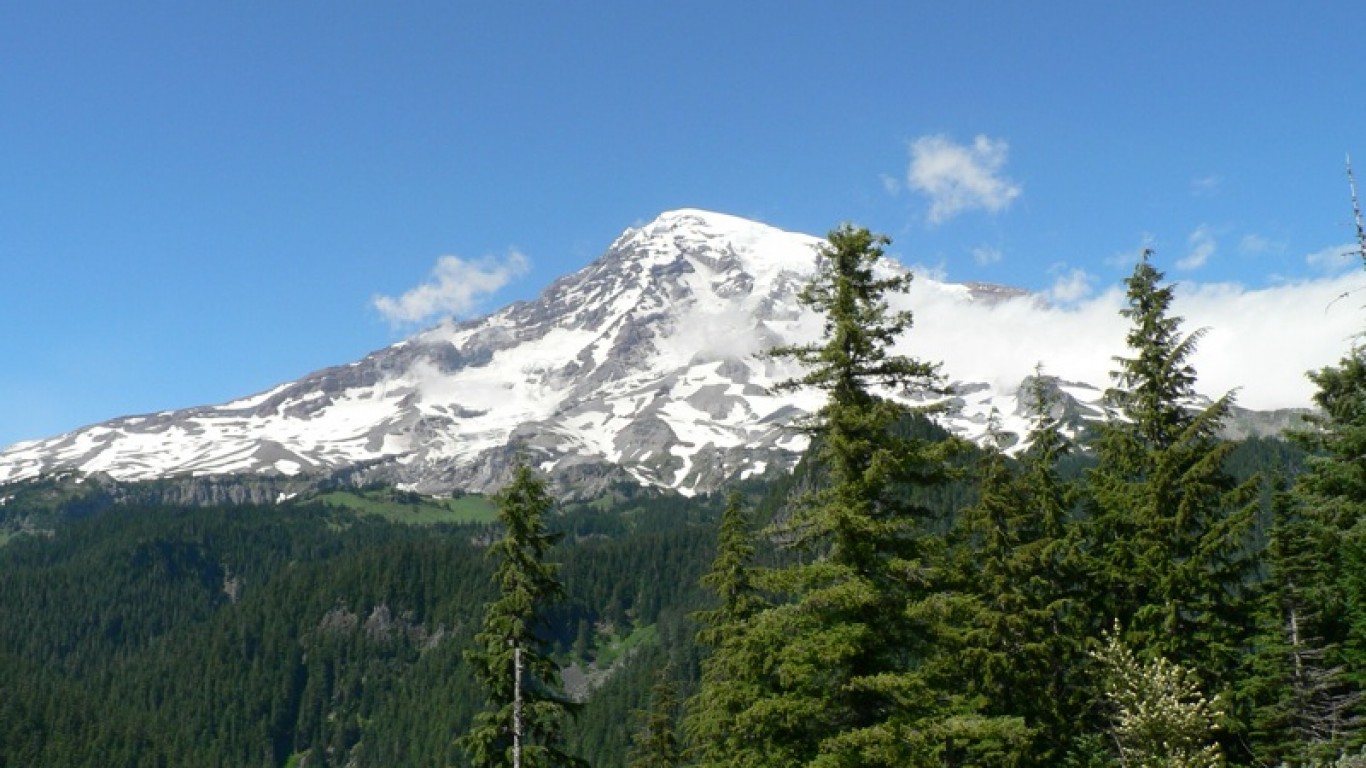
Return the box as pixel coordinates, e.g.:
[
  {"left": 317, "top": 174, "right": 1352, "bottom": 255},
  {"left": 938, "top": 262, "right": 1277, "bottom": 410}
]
[{"left": 4, "top": 229, "right": 1366, "bottom": 767}]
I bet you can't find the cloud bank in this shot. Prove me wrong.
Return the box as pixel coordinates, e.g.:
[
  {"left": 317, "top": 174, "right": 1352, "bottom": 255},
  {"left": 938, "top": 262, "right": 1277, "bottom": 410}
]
[
  {"left": 894, "top": 270, "right": 1366, "bottom": 412},
  {"left": 374, "top": 250, "right": 530, "bottom": 325},
  {"left": 908, "top": 134, "right": 1021, "bottom": 224}
]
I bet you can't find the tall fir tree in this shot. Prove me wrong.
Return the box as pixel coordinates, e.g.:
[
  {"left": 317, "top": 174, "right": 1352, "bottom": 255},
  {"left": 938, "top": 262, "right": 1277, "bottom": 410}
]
[
  {"left": 460, "top": 460, "right": 584, "bottom": 768},
  {"left": 683, "top": 490, "right": 774, "bottom": 767},
  {"left": 946, "top": 378, "right": 1093, "bottom": 766},
  {"left": 626, "top": 666, "right": 683, "bottom": 768},
  {"left": 1248, "top": 349, "right": 1366, "bottom": 763},
  {"left": 1014, "top": 375, "right": 1094, "bottom": 762},
  {"left": 717, "top": 223, "right": 1019, "bottom": 766},
  {"left": 1084, "top": 251, "right": 1261, "bottom": 756}
]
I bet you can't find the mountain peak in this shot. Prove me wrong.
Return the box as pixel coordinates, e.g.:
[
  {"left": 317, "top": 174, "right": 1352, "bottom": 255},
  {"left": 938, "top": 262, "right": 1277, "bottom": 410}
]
[
  {"left": 0, "top": 210, "right": 1297, "bottom": 500},
  {"left": 633, "top": 208, "right": 779, "bottom": 236},
  {"left": 608, "top": 209, "right": 824, "bottom": 285}
]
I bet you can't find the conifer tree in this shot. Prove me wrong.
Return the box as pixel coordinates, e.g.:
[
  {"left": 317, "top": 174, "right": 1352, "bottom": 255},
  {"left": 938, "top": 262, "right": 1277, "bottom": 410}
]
[
  {"left": 1084, "top": 251, "right": 1260, "bottom": 753},
  {"left": 627, "top": 666, "right": 682, "bottom": 768},
  {"left": 1249, "top": 350, "right": 1366, "bottom": 763},
  {"left": 946, "top": 422, "right": 1035, "bottom": 717},
  {"left": 734, "top": 224, "right": 1006, "bottom": 766},
  {"left": 1015, "top": 375, "right": 1094, "bottom": 760},
  {"left": 683, "top": 490, "right": 773, "bottom": 767},
  {"left": 947, "top": 378, "right": 1090, "bottom": 765},
  {"left": 461, "top": 460, "right": 584, "bottom": 768},
  {"left": 1249, "top": 175, "right": 1366, "bottom": 762},
  {"left": 695, "top": 490, "right": 765, "bottom": 635}
]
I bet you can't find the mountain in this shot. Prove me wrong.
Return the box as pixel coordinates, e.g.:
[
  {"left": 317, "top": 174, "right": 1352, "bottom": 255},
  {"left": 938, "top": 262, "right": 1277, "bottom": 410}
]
[{"left": 0, "top": 209, "right": 1301, "bottom": 499}]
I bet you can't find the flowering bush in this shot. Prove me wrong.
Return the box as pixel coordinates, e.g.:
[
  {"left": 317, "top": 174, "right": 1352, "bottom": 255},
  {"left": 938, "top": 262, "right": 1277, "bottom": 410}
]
[{"left": 1093, "top": 626, "right": 1224, "bottom": 768}]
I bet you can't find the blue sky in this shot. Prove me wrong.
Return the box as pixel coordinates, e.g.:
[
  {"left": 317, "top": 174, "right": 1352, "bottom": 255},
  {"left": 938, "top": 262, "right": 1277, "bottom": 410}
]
[{"left": 2, "top": 2, "right": 1364, "bottom": 449}]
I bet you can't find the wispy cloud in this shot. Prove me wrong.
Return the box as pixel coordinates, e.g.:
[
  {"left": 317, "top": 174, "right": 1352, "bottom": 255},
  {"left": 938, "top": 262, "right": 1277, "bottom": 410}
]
[
  {"left": 373, "top": 250, "right": 530, "bottom": 325},
  {"left": 1177, "top": 225, "right": 1216, "bottom": 271},
  {"left": 1045, "top": 265, "right": 1094, "bottom": 304},
  {"left": 1305, "top": 243, "right": 1359, "bottom": 275},
  {"left": 972, "top": 246, "right": 1003, "bottom": 266},
  {"left": 1238, "top": 234, "right": 1282, "bottom": 255},
  {"left": 907, "top": 134, "right": 1021, "bottom": 224},
  {"left": 908, "top": 260, "right": 949, "bottom": 282},
  {"left": 1105, "top": 234, "right": 1159, "bottom": 271},
  {"left": 1191, "top": 175, "right": 1221, "bottom": 196}
]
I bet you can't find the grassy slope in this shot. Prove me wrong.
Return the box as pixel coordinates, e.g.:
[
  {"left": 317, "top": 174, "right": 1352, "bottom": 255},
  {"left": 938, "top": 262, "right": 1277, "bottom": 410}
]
[{"left": 309, "top": 488, "right": 498, "bottom": 525}]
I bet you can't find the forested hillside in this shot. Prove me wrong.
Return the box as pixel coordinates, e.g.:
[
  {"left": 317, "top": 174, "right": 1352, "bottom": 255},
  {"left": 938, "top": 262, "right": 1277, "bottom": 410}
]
[
  {"left": 0, "top": 482, "right": 755, "bottom": 767},
  {"left": 0, "top": 420, "right": 1333, "bottom": 767}
]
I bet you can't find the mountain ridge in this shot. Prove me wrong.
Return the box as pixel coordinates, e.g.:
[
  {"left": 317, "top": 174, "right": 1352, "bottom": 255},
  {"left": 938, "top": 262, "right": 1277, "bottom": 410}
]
[{"left": 0, "top": 209, "right": 1303, "bottom": 498}]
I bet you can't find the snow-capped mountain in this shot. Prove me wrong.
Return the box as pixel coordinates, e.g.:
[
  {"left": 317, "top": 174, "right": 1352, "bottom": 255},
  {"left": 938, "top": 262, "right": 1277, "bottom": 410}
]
[{"left": 0, "top": 210, "right": 1298, "bottom": 498}]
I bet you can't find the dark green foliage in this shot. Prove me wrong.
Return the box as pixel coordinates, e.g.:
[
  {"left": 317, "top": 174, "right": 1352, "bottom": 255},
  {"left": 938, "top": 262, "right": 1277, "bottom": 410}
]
[
  {"left": 1087, "top": 253, "right": 1259, "bottom": 657},
  {"left": 1247, "top": 349, "right": 1366, "bottom": 763},
  {"left": 0, "top": 475, "right": 734, "bottom": 767},
  {"left": 462, "top": 461, "right": 583, "bottom": 768},
  {"left": 0, "top": 498, "right": 497, "bottom": 767},
  {"left": 945, "top": 380, "right": 1092, "bottom": 765},
  {"left": 684, "top": 491, "right": 774, "bottom": 767},
  {"left": 1084, "top": 252, "right": 1261, "bottom": 758},
  {"left": 728, "top": 224, "right": 1016, "bottom": 766},
  {"left": 626, "top": 665, "right": 683, "bottom": 768}
]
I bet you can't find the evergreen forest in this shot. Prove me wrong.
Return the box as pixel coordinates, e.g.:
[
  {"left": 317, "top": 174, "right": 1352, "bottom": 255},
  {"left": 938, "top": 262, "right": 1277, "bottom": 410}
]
[{"left": 4, "top": 227, "right": 1366, "bottom": 767}]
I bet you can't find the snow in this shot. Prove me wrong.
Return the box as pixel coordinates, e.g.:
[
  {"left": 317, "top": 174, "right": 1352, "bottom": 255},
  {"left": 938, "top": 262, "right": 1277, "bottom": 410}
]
[
  {"left": 0, "top": 208, "right": 1327, "bottom": 495},
  {"left": 221, "top": 382, "right": 293, "bottom": 410}
]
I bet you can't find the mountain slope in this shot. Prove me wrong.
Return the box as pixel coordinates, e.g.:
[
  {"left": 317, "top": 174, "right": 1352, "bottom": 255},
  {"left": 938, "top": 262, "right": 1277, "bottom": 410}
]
[{"left": 0, "top": 210, "right": 1297, "bottom": 497}]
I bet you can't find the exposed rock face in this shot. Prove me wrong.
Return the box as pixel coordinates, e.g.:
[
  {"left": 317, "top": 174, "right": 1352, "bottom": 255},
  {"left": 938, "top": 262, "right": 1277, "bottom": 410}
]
[{"left": 0, "top": 209, "right": 1306, "bottom": 499}]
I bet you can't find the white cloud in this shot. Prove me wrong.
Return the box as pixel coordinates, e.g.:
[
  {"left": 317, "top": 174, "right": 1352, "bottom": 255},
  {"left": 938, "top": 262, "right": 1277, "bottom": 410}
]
[
  {"left": 1191, "top": 175, "right": 1221, "bottom": 196},
  {"left": 972, "top": 246, "right": 1003, "bottom": 266},
  {"left": 1305, "top": 243, "right": 1359, "bottom": 274},
  {"left": 1239, "top": 234, "right": 1281, "bottom": 255},
  {"left": 907, "top": 134, "right": 1021, "bottom": 224},
  {"left": 1178, "top": 275, "right": 1366, "bottom": 407},
  {"left": 1046, "top": 265, "right": 1094, "bottom": 304},
  {"left": 880, "top": 173, "right": 902, "bottom": 196},
  {"left": 1177, "top": 225, "right": 1216, "bottom": 271},
  {"left": 374, "top": 250, "right": 530, "bottom": 325},
  {"left": 908, "top": 260, "right": 949, "bottom": 282},
  {"left": 895, "top": 267, "right": 1366, "bottom": 413}
]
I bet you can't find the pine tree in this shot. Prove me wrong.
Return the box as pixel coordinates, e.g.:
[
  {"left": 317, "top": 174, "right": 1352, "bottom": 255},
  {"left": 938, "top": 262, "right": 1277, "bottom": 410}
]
[
  {"left": 626, "top": 666, "right": 683, "bottom": 768},
  {"left": 683, "top": 490, "right": 773, "bottom": 767},
  {"left": 730, "top": 224, "right": 1014, "bottom": 766},
  {"left": 946, "top": 377, "right": 1090, "bottom": 765},
  {"left": 1250, "top": 349, "right": 1366, "bottom": 763},
  {"left": 1014, "top": 375, "right": 1094, "bottom": 761},
  {"left": 460, "top": 460, "right": 584, "bottom": 768},
  {"left": 1084, "top": 252, "right": 1260, "bottom": 755}
]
